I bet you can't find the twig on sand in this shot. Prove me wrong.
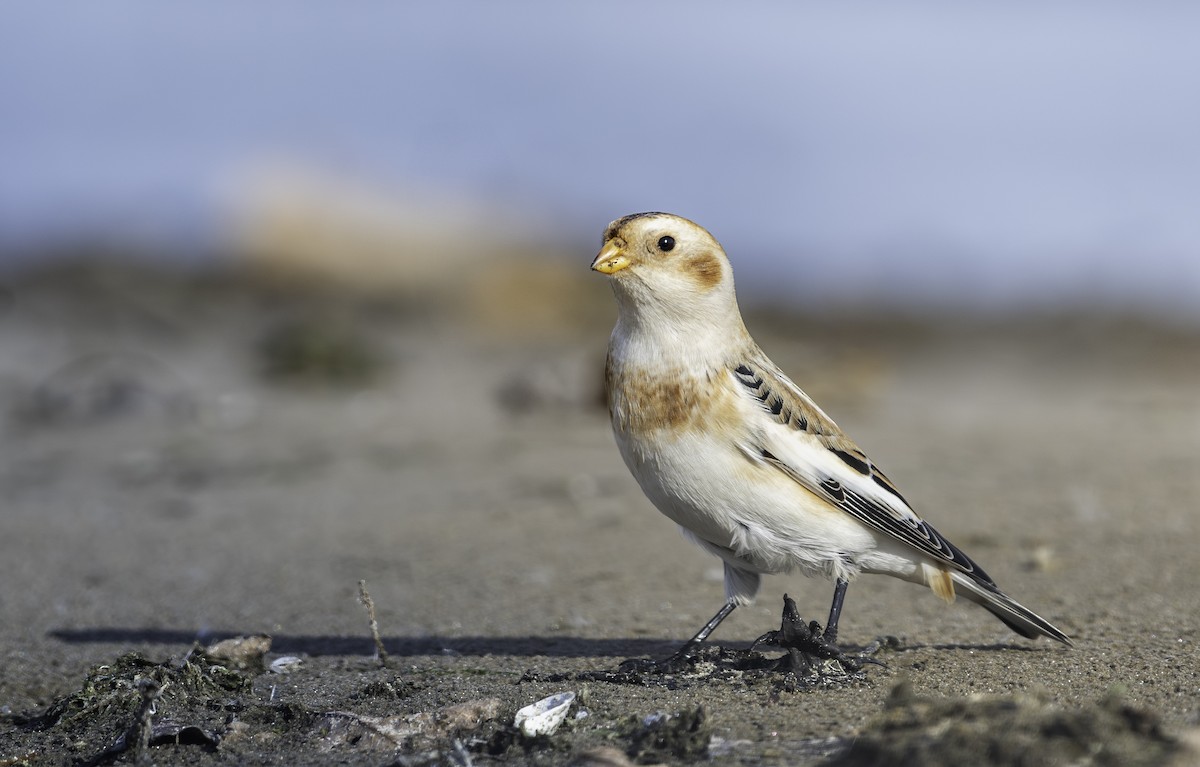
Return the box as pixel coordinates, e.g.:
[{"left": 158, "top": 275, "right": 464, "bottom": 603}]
[
  {"left": 134, "top": 676, "right": 167, "bottom": 767},
  {"left": 358, "top": 579, "right": 390, "bottom": 665}
]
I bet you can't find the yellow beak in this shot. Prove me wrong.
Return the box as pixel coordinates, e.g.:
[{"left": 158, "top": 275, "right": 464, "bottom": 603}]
[{"left": 591, "top": 240, "right": 631, "bottom": 274}]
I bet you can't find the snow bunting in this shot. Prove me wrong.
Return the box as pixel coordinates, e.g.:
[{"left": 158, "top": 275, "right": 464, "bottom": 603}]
[{"left": 592, "top": 212, "right": 1071, "bottom": 655}]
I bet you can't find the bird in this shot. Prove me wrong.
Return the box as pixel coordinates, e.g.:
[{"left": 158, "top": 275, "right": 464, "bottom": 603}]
[{"left": 591, "top": 211, "right": 1071, "bottom": 660}]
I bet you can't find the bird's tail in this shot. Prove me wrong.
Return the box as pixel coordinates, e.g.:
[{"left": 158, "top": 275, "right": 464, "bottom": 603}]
[{"left": 951, "top": 572, "right": 1072, "bottom": 646}]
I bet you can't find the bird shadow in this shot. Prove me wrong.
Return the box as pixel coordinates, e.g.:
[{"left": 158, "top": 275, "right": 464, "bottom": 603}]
[{"left": 47, "top": 627, "right": 683, "bottom": 659}]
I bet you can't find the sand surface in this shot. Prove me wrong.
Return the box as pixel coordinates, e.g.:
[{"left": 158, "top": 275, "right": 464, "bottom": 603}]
[{"left": 1, "top": 264, "right": 1198, "bottom": 765}]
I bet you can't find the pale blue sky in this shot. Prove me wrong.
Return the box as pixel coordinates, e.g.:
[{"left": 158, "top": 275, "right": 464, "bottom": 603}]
[{"left": 2, "top": 2, "right": 1197, "bottom": 313}]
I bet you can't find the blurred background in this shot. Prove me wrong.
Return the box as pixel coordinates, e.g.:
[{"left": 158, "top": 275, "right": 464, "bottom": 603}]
[{"left": 2, "top": 2, "right": 1198, "bottom": 316}]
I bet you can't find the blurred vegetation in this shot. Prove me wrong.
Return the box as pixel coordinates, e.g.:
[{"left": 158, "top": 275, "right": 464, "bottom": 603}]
[
  {"left": 257, "top": 315, "right": 387, "bottom": 386},
  {"left": 2, "top": 247, "right": 1197, "bottom": 405}
]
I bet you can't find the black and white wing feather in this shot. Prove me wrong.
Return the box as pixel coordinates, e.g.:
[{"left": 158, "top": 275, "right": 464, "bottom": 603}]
[{"left": 731, "top": 357, "right": 996, "bottom": 586}]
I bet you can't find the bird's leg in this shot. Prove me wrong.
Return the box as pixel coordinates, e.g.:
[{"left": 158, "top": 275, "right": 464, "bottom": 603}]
[
  {"left": 680, "top": 601, "right": 738, "bottom": 653},
  {"left": 619, "top": 602, "right": 737, "bottom": 673},
  {"left": 823, "top": 577, "right": 849, "bottom": 645}
]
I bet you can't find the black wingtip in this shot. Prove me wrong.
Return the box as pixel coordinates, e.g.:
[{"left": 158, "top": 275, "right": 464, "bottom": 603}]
[{"left": 995, "top": 612, "right": 1073, "bottom": 646}]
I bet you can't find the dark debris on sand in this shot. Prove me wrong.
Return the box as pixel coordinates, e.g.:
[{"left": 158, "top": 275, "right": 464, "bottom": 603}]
[
  {"left": 823, "top": 681, "right": 1185, "bottom": 767},
  {"left": 10, "top": 648, "right": 250, "bottom": 765},
  {"left": 3, "top": 635, "right": 1195, "bottom": 767},
  {"left": 551, "top": 643, "right": 875, "bottom": 693}
]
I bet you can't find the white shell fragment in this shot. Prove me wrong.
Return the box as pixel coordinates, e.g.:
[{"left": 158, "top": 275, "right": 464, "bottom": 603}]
[
  {"left": 269, "top": 655, "right": 304, "bottom": 674},
  {"left": 513, "top": 691, "right": 575, "bottom": 738}
]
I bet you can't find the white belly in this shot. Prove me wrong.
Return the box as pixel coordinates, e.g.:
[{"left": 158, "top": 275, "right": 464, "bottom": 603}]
[{"left": 614, "top": 424, "right": 877, "bottom": 582}]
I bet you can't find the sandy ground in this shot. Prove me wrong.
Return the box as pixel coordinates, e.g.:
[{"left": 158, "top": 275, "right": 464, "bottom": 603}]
[{"left": 1, "top": 263, "right": 1198, "bottom": 765}]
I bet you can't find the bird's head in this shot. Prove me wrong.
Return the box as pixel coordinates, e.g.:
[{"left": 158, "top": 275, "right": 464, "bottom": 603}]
[{"left": 591, "top": 212, "right": 744, "bottom": 339}]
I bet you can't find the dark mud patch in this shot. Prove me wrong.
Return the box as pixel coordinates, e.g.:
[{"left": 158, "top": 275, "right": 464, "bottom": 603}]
[
  {"left": 824, "top": 681, "right": 1186, "bottom": 767},
  {"left": 10, "top": 648, "right": 253, "bottom": 765}
]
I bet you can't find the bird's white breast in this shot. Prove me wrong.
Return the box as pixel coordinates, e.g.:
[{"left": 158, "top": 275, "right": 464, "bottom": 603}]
[{"left": 606, "top": 351, "right": 875, "bottom": 581}]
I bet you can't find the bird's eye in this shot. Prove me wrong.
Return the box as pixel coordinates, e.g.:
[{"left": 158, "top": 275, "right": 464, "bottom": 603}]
[{"left": 657, "top": 236, "right": 676, "bottom": 252}]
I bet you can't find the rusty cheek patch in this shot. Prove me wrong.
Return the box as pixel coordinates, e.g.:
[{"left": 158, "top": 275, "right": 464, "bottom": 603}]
[{"left": 686, "top": 253, "right": 723, "bottom": 291}]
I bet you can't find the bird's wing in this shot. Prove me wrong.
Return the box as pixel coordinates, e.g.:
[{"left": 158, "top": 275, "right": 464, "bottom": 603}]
[{"left": 730, "top": 357, "right": 996, "bottom": 586}]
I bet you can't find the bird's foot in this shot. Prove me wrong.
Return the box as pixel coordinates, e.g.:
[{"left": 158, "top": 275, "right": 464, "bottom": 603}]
[{"left": 750, "top": 594, "right": 886, "bottom": 674}]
